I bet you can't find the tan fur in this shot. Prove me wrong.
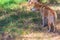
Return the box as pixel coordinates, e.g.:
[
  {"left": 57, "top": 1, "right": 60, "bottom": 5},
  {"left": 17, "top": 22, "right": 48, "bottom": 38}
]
[{"left": 29, "top": 1, "right": 57, "bottom": 32}]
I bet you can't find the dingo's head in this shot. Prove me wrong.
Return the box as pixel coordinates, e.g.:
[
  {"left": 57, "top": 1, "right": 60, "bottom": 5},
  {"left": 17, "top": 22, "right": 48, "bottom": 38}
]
[
  {"left": 28, "top": 0, "right": 42, "bottom": 11},
  {"left": 31, "top": 2, "right": 43, "bottom": 11}
]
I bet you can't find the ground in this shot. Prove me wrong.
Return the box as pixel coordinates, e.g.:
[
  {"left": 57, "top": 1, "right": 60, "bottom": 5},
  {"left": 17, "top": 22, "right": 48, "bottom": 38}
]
[{"left": 14, "top": 22, "right": 60, "bottom": 40}]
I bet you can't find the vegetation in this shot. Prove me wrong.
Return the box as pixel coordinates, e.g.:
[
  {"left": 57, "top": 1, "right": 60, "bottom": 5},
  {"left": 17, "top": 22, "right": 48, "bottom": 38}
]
[
  {"left": 0, "top": 0, "right": 60, "bottom": 40},
  {"left": 0, "top": 0, "right": 42, "bottom": 37}
]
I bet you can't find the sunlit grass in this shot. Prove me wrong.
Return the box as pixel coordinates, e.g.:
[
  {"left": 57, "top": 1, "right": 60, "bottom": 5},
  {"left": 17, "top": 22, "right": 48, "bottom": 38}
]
[{"left": 0, "top": 7, "right": 42, "bottom": 36}]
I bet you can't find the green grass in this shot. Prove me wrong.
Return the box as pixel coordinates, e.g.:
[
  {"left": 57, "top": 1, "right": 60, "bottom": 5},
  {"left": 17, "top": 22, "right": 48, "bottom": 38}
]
[
  {"left": 0, "top": 0, "right": 60, "bottom": 39},
  {"left": 0, "top": 1, "right": 42, "bottom": 36},
  {"left": 0, "top": 8, "right": 42, "bottom": 35}
]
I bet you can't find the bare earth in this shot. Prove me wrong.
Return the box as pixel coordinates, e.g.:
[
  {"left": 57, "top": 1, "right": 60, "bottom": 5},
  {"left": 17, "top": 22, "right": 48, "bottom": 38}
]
[{"left": 15, "top": 22, "right": 60, "bottom": 40}]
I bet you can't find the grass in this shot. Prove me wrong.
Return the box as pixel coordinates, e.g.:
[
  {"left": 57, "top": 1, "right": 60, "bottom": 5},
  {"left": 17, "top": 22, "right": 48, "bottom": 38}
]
[
  {"left": 0, "top": 1, "right": 60, "bottom": 40},
  {"left": 0, "top": 0, "right": 60, "bottom": 40},
  {"left": 0, "top": 6, "right": 42, "bottom": 36}
]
